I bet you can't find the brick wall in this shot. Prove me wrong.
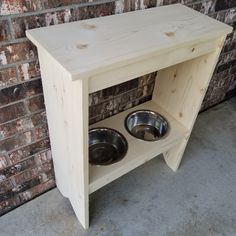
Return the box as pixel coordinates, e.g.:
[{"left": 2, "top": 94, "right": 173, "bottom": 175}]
[{"left": 0, "top": 0, "right": 235, "bottom": 215}]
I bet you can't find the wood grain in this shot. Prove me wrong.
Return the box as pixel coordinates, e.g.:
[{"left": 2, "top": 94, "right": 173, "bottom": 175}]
[
  {"left": 26, "top": 4, "right": 232, "bottom": 229},
  {"left": 26, "top": 4, "right": 232, "bottom": 82}
]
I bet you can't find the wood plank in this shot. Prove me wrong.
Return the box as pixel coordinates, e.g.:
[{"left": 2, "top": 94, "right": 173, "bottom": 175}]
[
  {"left": 89, "top": 100, "right": 188, "bottom": 194},
  {"left": 26, "top": 4, "right": 232, "bottom": 229},
  {"left": 88, "top": 37, "right": 218, "bottom": 93},
  {"left": 38, "top": 48, "right": 89, "bottom": 229},
  {"left": 26, "top": 4, "right": 232, "bottom": 81},
  {"left": 152, "top": 36, "right": 226, "bottom": 171}
]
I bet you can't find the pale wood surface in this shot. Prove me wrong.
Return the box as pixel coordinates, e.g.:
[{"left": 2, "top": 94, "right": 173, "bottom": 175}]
[
  {"left": 26, "top": 4, "right": 232, "bottom": 229},
  {"left": 88, "top": 38, "right": 219, "bottom": 93},
  {"left": 153, "top": 36, "right": 226, "bottom": 171},
  {"left": 38, "top": 48, "right": 89, "bottom": 228},
  {"left": 26, "top": 4, "right": 232, "bottom": 82},
  {"left": 89, "top": 100, "right": 188, "bottom": 194}
]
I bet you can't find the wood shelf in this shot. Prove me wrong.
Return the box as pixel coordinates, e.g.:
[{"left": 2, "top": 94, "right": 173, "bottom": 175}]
[
  {"left": 26, "top": 3, "right": 232, "bottom": 229},
  {"left": 89, "top": 100, "right": 188, "bottom": 194}
]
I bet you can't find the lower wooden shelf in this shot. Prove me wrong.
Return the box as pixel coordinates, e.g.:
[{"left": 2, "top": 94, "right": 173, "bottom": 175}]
[{"left": 89, "top": 100, "right": 189, "bottom": 194}]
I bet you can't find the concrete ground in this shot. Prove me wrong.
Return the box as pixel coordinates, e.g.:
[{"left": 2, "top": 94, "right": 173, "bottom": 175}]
[{"left": 1, "top": 97, "right": 236, "bottom": 236}]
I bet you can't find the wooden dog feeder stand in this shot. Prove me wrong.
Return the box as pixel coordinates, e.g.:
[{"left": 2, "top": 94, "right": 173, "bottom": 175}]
[{"left": 26, "top": 4, "right": 232, "bottom": 229}]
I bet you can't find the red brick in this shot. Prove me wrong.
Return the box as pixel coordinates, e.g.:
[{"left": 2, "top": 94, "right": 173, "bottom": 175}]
[
  {"left": 18, "top": 61, "right": 40, "bottom": 81},
  {"left": 12, "top": 9, "right": 75, "bottom": 38},
  {"left": 225, "top": 9, "right": 236, "bottom": 24},
  {"left": 0, "top": 102, "right": 27, "bottom": 123},
  {"left": 113, "top": 79, "right": 139, "bottom": 96},
  {"left": 11, "top": 176, "right": 40, "bottom": 195},
  {"left": 31, "top": 111, "right": 47, "bottom": 126},
  {"left": 215, "top": 0, "right": 236, "bottom": 11},
  {"left": 188, "top": 2, "right": 202, "bottom": 12},
  {"left": 39, "top": 169, "right": 54, "bottom": 183},
  {"left": 0, "top": 195, "right": 21, "bottom": 215},
  {"left": 9, "top": 138, "right": 50, "bottom": 164},
  {"left": 78, "top": 2, "right": 115, "bottom": 20},
  {"left": 49, "top": 8, "right": 75, "bottom": 23},
  {"left": 34, "top": 124, "right": 49, "bottom": 140},
  {"left": 18, "top": 178, "right": 55, "bottom": 201},
  {"left": 37, "top": 161, "right": 53, "bottom": 173},
  {"left": 89, "top": 71, "right": 156, "bottom": 121},
  {"left": 0, "top": 1, "right": 88, "bottom": 15},
  {"left": 34, "top": 150, "right": 52, "bottom": 165},
  {"left": 89, "top": 115, "right": 99, "bottom": 125},
  {"left": 0, "top": 156, "right": 36, "bottom": 178},
  {"left": 0, "top": 67, "right": 18, "bottom": 89},
  {"left": 13, "top": 166, "right": 38, "bottom": 185},
  {"left": 0, "top": 153, "right": 9, "bottom": 170},
  {"left": 0, "top": 116, "right": 34, "bottom": 140},
  {"left": 0, "top": 174, "right": 6, "bottom": 182},
  {"left": 0, "top": 20, "right": 11, "bottom": 42},
  {"left": 137, "top": 94, "right": 152, "bottom": 104},
  {"left": 0, "top": 187, "right": 16, "bottom": 200},
  {"left": 227, "top": 74, "right": 236, "bottom": 92},
  {"left": 43, "top": 0, "right": 87, "bottom": 9},
  {"left": 224, "top": 40, "right": 236, "bottom": 53},
  {"left": 216, "top": 59, "right": 235, "bottom": 74},
  {"left": 121, "top": 0, "right": 156, "bottom": 12},
  {"left": 0, "top": 79, "right": 43, "bottom": 106},
  {"left": 138, "top": 72, "right": 157, "bottom": 87},
  {"left": 12, "top": 15, "right": 46, "bottom": 39},
  {"left": 89, "top": 90, "right": 102, "bottom": 106},
  {"left": 0, "top": 170, "right": 55, "bottom": 206},
  {"left": 89, "top": 100, "right": 114, "bottom": 118},
  {"left": 0, "top": 178, "right": 14, "bottom": 193},
  {"left": 216, "top": 10, "right": 226, "bottom": 22},
  {"left": 231, "top": 65, "right": 236, "bottom": 75},
  {"left": 166, "top": 0, "right": 177, "bottom": 4},
  {"left": 218, "top": 51, "right": 236, "bottom": 67},
  {"left": 0, "top": 130, "right": 34, "bottom": 152},
  {"left": 0, "top": 41, "right": 37, "bottom": 65},
  {"left": 26, "top": 94, "right": 45, "bottom": 112},
  {"left": 0, "top": 0, "right": 44, "bottom": 15}
]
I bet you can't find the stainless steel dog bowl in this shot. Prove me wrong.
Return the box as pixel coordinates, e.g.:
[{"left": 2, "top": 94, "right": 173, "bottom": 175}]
[
  {"left": 89, "top": 128, "right": 128, "bottom": 165},
  {"left": 125, "top": 110, "right": 169, "bottom": 141}
]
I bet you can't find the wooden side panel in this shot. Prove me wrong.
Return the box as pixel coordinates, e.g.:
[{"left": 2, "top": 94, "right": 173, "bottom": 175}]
[
  {"left": 152, "top": 36, "right": 226, "bottom": 171},
  {"left": 68, "top": 79, "right": 89, "bottom": 229},
  {"left": 38, "top": 48, "right": 89, "bottom": 228}
]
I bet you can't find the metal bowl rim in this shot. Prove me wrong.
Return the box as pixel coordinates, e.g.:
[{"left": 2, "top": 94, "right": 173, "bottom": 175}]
[
  {"left": 89, "top": 127, "right": 128, "bottom": 166},
  {"left": 124, "top": 109, "right": 170, "bottom": 142}
]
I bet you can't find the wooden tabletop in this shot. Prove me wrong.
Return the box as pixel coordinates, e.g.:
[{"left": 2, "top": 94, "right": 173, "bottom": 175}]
[{"left": 26, "top": 4, "right": 232, "bottom": 80}]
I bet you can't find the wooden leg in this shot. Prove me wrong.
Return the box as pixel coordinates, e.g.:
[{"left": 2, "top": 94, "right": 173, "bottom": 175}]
[
  {"left": 153, "top": 37, "right": 226, "bottom": 171},
  {"left": 163, "top": 138, "right": 189, "bottom": 171},
  {"left": 68, "top": 80, "right": 89, "bottom": 229},
  {"left": 38, "top": 49, "right": 89, "bottom": 229}
]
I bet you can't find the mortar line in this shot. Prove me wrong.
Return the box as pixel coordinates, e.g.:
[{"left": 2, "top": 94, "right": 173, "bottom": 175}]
[
  {"left": 0, "top": 0, "right": 118, "bottom": 19},
  {"left": 89, "top": 81, "right": 155, "bottom": 107},
  {"left": 0, "top": 75, "right": 41, "bottom": 91},
  {"left": 0, "top": 122, "right": 48, "bottom": 144},
  {"left": 0, "top": 148, "right": 51, "bottom": 172},
  {"left": 7, "top": 17, "right": 15, "bottom": 40},
  {"left": 0, "top": 37, "right": 29, "bottom": 47},
  {"left": 7, "top": 136, "right": 49, "bottom": 155},
  {"left": 89, "top": 93, "right": 153, "bottom": 121},
  {"left": 0, "top": 109, "right": 46, "bottom": 127},
  {"left": 0, "top": 57, "right": 37, "bottom": 70},
  {"left": 0, "top": 91, "right": 44, "bottom": 109}
]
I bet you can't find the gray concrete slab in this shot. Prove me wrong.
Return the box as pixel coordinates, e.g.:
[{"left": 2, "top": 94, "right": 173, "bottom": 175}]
[{"left": 1, "top": 97, "right": 236, "bottom": 236}]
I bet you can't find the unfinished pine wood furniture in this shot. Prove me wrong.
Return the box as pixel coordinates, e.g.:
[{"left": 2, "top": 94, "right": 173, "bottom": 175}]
[{"left": 26, "top": 4, "right": 232, "bottom": 229}]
